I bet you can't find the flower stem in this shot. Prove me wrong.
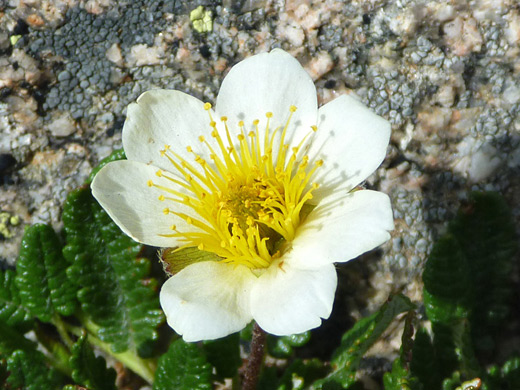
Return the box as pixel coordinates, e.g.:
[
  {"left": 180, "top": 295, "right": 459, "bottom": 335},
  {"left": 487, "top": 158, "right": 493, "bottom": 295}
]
[{"left": 241, "top": 322, "right": 266, "bottom": 390}]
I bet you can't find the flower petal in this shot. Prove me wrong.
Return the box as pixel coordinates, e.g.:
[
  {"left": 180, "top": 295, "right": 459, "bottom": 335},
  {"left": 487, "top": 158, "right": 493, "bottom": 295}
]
[
  {"left": 160, "top": 261, "right": 254, "bottom": 341},
  {"left": 287, "top": 190, "right": 394, "bottom": 269},
  {"left": 250, "top": 261, "right": 336, "bottom": 335},
  {"left": 215, "top": 49, "right": 318, "bottom": 148},
  {"left": 309, "top": 94, "right": 391, "bottom": 200},
  {"left": 122, "top": 89, "right": 214, "bottom": 171},
  {"left": 91, "top": 160, "right": 203, "bottom": 248}
]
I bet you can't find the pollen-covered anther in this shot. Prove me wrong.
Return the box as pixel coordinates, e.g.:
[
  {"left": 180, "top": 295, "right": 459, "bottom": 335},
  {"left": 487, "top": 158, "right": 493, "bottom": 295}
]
[
  {"left": 311, "top": 125, "right": 318, "bottom": 132},
  {"left": 149, "top": 101, "right": 324, "bottom": 270},
  {"left": 158, "top": 195, "right": 165, "bottom": 201},
  {"left": 156, "top": 170, "right": 163, "bottom": 177},
  {"left": 163, "top": 208, "right": 170, "bottom": 215},
  {"left": 203, "top": 102, "right": 212, "bottom": 110},
  {"left": 147, "top": 180, "right": 153, "bottom": 187}
]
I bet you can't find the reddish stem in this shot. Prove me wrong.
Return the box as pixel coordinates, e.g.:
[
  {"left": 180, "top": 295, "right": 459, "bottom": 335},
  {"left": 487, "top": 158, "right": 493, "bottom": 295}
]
[{"left": 241, "top": 322, "right": 267, "bottom": 390}]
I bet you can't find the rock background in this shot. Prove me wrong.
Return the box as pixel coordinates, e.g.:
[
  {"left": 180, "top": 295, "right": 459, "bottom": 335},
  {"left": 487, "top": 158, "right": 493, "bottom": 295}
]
[{"left": 1, "top": 0, "right": 519, "bottom": 362}]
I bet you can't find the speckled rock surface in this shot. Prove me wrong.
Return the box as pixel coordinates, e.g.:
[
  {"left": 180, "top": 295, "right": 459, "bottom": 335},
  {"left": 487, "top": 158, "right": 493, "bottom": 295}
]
[{"left": 1, "top": 0, "right": 519, "bottom": 354}]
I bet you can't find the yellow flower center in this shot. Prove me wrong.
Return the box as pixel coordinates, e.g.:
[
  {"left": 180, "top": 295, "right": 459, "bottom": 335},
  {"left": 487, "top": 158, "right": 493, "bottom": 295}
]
[{"left": 148, "top": 103, "right": 322, "bottom": 271}]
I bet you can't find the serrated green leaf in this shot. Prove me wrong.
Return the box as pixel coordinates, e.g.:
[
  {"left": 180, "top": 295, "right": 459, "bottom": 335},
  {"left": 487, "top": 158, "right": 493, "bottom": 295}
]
[
  {"left": 62, "top": 186, "right": 164, "bottom": 355},
  {"left": 87, "top": 149, "right": 126, "bottom": 184},
  {"left": 0, "top": 269, "right": 33, "bottom": 328},
  {"left": 423, "top": 235, "right": 471, "bottom": 325},
  {"left": 313, "top": 294, "right": 415, "bottom": 389},
  {"left": 203, "top": 333, "right": 241, "bottom": 379},
  {"left": 6, "top": 349, "right": 63, "bottom": 390},
  {"left": 383, "top": 312, "right": 422, "bottom": 390},
  {"left": 384, "top": 358, "right": 423, "bottom": 390},
  {"left": 153, "top": 339, "right": 212, "bottom": 390},
  {"left": 409, "top": 329, "right": 441, "bottom": 390},
  {"left": 447, "top": 192, "right": 517, "bottom": 351},
  {"left": 69, "top": 333, "right": 117, "bottom": 390},
  {"left": 15, "top": 224, "right": 77, "bottom": 322}
]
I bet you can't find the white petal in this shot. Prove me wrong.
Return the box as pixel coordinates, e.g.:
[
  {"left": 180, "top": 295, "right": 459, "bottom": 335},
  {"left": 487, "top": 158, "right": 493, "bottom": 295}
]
[
  {"left": 287, "top": 190, "right": 394, "bottom": 269},
  {"left": 91, "top": 160, "right": 203, "bottom": 248},
  {"left": 309, "top": 94, "right": 391, "bottom": 200},
  {"left": 250, "top": 261, "right": 337, "bottom": 335},
  {"left": 122, "top": 89, "right": 215, "bottom": 172},
  {"left": 160, "top": 261, "right": 254, "bottom": 341},
  {"left": 215, "top": 49, "right": 318, "bottom": 149}
]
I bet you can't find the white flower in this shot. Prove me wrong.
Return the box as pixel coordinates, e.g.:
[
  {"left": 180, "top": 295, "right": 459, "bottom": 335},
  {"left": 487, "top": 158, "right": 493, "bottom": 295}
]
[{"left": 91, "top": 49, "right": 394, "bottom": 342}]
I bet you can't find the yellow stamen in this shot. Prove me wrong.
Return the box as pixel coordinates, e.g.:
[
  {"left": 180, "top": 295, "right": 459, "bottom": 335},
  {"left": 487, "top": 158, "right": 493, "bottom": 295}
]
[{"left": 150, "top": 104, "right": 322, "bottom": 271}]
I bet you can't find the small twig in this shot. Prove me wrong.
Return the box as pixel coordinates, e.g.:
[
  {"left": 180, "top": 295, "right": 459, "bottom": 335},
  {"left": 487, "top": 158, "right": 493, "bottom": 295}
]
[{"left": 242, "top": 322, "right": 267, "bottom": 390}]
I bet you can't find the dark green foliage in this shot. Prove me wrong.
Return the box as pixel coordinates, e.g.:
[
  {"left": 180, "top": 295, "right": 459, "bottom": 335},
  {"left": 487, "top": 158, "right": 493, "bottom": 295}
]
[
  {"left": 62, "top": 186, "right": 164, "bottom": 355},
  {"left": 0, "top": 321, "right": 36, "bottom": 356},
  {"left": 413, "top": 192, "right": 517, "bottom": 389},
  {"left": 5, "top": 349, "right": 62, "bottom": 390},
  {"left": 423, "top": 235, "right": 471, "bottom": 325},
  {"left": 447, "top": 192, "right": 517, "bottom": 352},
  {"left": 0, "top": 359, "right": 7, "bottom": 388},
  {"left": 153, "top": 339, "right": 212, "bottom": 390},
  {"left": 409, "top": 329, "right": 440, "bottom": 390},
  {"left": 487, "top": 357, "right": 520, "bottom": 390},
  {"left": 15, "top": 224, "right": 77, "bottom": 322},
  {"left": 313, "top": 294, "right": 415, "bottom": 389},
  {"left": 383, "top": 312, "right": 422, "bottom": 390},
  {"left": 87, "top": 148, "right": 126, "bottom": 184},
  {"left": 202, "top": 333, "right": 241, "bottom": 379},
  {"left": 278, "top": 359, "right": 326, "bottom": 390},
  {"left": 267, "top": 331, "right": 311, "bottom": 358},
  {"left": 0, "top": 269, "right": 33, "bottom": 329},
  {"left": 69, "top": 333, "right": 117, "bottom": 390},
  {"left": 258, "top": 358, "right": 326, "bottom": 390}
]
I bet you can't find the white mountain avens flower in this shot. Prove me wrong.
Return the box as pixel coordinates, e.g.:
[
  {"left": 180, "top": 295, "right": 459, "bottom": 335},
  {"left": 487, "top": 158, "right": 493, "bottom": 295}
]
[{"left": 91, "top": 49, "right": 394, "bottom": 342}]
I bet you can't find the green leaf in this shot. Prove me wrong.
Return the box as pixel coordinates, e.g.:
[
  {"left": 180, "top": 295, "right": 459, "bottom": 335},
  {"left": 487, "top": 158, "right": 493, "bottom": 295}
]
[
  {"left": 409, "top": 329, "right": 441, "bottom": 390},
  {"left": 313, "top": 294, "right": 415, "bottom": 389},
  {"left": 202, "top": 332, "right": 241, "bottom": 379},
  {"left": 15, "top": 224, "right": 77, "bottom": 322},
  {"left": 63, "top": 186, "right": 164, "bottom": 355},
  {"left": 6, "top": 349, "right": 63, "bottom": 390},
  {"left": 486, "top": 356, "right": 520, "bottom": 390},
  {"left": 384, "top": 358, "right": 423, "bottom": 390},
  {"left": 87, "top": 148, "right": 126, "bottom": 184},
  {"left": 384, "top": 311, "right": 422, "bottom": 390},
  {"left": 267, "top": 331, "right": 312, "bottom": 358},
  {"left": 423, "top": 234, "right": 471, "bottom": 325},
  {"left": 0, "top": 321, "right": 37, "bottom": 356},
  {"left": 277, "top": 359, "right": 327, "bottom": 390},
  {"left": 153, "top": 339, "right": 212, "bottom": 390},
  {"left": 0, "top": 269, "right": 33, "bottom": 328},
  {"left": 69, "top": 333, "right": 117, "bottom": 390},
  {"left": 447, "top": 192, "right": 517, "bottom": 351}
]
